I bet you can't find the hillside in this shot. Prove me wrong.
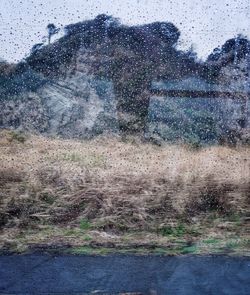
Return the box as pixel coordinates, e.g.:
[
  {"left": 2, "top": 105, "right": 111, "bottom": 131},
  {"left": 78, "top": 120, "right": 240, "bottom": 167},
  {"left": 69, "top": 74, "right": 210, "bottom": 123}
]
[
  {"left": 0, "top": 16, "right": 249, "bottom": 253},
  {"left": 0, "top": 15, "right": 249, "bottom": 144}
]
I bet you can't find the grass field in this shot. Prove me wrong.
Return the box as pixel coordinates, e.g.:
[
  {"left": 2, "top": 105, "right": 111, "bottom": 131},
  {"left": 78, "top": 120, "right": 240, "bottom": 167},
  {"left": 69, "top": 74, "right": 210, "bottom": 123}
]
[{"left": 0, "top": 130, "right": 249, "bottom": 255}]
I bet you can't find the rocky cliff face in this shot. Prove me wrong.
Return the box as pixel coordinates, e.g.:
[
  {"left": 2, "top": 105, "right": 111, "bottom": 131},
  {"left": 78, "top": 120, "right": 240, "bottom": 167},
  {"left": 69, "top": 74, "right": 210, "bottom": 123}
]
[
  {"left": 147, "top": 58, "right": 250, "bottom": 145},
  {"left": 0, "top": 16, "right": 249, "bottom": 143},
  {"left": 0, "top": 78, "right": 117, "bottom": 138},
  {"left": 0, "top": 49, "right": 118, "bottom": 138}
]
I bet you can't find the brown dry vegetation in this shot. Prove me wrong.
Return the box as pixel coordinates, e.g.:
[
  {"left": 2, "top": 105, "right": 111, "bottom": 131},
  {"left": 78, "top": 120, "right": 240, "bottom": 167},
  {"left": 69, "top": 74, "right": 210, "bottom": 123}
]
[{"left": 0, "top": 130, "right": 249, "bottom": 254}]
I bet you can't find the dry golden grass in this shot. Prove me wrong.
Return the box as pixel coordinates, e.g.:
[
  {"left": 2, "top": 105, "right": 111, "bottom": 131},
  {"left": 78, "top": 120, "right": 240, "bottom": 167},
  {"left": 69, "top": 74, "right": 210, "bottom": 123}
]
[{"left": 0, "top": 130, "right": 249, "bottom": 253}]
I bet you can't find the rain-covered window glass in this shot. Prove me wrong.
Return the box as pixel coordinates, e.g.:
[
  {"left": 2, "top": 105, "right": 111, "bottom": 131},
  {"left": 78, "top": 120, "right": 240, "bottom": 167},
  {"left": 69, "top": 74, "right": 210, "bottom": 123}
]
[{"left": 0, "top": 1, "right": 249, "bottom": 294}]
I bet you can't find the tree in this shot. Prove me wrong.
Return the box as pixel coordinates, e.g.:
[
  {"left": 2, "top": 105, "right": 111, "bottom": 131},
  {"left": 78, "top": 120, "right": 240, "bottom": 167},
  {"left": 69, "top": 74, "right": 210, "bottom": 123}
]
[
  {"left": 30, "top": 43, "right": 44, "bottom": 54},
  {"left": 47, "top": 23, "right": 60, "bottom": 44},
  {"left": 147, "top": 22, "right": 180, "bottom": 46},
  {"left": 94, "top": 14, "right": 120, "bottom": 41},
  {"left": 186, "top": 44, "right": 198, "bottom": 61}
]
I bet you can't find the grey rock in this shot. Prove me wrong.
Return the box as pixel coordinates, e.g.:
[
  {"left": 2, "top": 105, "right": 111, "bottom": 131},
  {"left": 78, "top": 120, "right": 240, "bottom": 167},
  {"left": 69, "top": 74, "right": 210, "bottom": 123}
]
[{"left": 0, "top": 62, "right": 118, "bottom": 138}]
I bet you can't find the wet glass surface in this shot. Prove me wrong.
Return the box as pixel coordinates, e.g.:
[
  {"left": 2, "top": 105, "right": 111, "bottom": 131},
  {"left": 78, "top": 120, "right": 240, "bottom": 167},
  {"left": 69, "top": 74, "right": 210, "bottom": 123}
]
[{"left": 0, "top": 1, "right": 249, "bottom": 294}]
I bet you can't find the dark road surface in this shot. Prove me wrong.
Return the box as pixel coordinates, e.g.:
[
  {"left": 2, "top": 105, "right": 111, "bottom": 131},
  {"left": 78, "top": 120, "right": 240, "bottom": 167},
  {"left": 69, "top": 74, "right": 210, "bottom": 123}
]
[{"left": 0, "top": 254, "right": 249, "bottom": 295}]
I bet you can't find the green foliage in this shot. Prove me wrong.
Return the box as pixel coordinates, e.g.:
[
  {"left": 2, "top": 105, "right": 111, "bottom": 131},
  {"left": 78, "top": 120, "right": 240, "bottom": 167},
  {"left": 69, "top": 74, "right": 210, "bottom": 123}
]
[
  {"left": 159, "top": 223, "right": 186, "bottom": 237},
  {"left": 83, "top": 234, "right": 92, "bottom": 241},
  {"left": 203, "top": 239, "right": 220, "bottom": 244},
  {"left": 80, "top": 219, "right": 91, "bottom": 231},
  {"left": 225, "top": 240, "right": 242, "bottom": 249},
  {"left": 180, "top": 245, "right": 197, "bottom": 254},
  {"left": 159, "top": 223, "right": 201, "bottom": 238}
]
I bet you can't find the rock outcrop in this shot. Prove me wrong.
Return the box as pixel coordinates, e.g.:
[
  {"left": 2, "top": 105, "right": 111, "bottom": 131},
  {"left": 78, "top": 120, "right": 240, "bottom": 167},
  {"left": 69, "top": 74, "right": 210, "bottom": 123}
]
[
  {"left": 0, "top": 49, "right": 118, "bottom": 138},
  {"left": 0, "top": 16, "right": 249, "bottom": 143}
]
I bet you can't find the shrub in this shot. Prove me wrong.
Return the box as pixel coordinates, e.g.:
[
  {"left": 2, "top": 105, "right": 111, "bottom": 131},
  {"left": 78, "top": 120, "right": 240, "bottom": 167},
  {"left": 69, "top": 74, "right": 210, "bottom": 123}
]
[
  {"left": 7, "top": 131, "right": 27, "bottom": 143},
  {"left": 80, "top": 219, "right": 91, "bottom": 230}
]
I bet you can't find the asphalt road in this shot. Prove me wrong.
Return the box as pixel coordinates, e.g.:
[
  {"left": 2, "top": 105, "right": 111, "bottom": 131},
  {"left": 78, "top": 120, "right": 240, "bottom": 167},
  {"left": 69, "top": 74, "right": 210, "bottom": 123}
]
[{"left": 0, "top": 254, "right": 249, "bottom": 294}]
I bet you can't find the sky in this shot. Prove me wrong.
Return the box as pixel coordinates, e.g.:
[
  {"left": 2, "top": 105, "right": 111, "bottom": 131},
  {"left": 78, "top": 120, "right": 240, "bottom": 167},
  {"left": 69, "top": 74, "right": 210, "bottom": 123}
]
[{"left": 0, "top": 0, "right": 249, "bottom": 63}]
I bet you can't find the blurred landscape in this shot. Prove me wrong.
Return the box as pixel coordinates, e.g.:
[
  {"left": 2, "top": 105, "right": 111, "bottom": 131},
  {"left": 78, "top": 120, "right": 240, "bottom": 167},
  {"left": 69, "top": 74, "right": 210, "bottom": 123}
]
[
  {"left": 0, "top": 14, "right": 249, "bottom": 144},
  {"left": 0, "top": 15, "right": 249, "bottom": 255},
  {"left": 0, "top": 130, "right": 249, "bottom": 255}
]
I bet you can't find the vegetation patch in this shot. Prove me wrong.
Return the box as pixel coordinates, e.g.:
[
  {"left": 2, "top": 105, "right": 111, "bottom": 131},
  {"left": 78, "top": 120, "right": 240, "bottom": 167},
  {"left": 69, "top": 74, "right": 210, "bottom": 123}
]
[
  {"left": 159, "top": 224, "right": 186, "bottom": 237},
  {"left": 59, "top": 152, "right": 106, "bottom": 168},
  {"left": 80, "top": 219, "right": 92, "bottom": 231},
  {"left": 0, "top": 132, "right": 249, "bottom": 255}
]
